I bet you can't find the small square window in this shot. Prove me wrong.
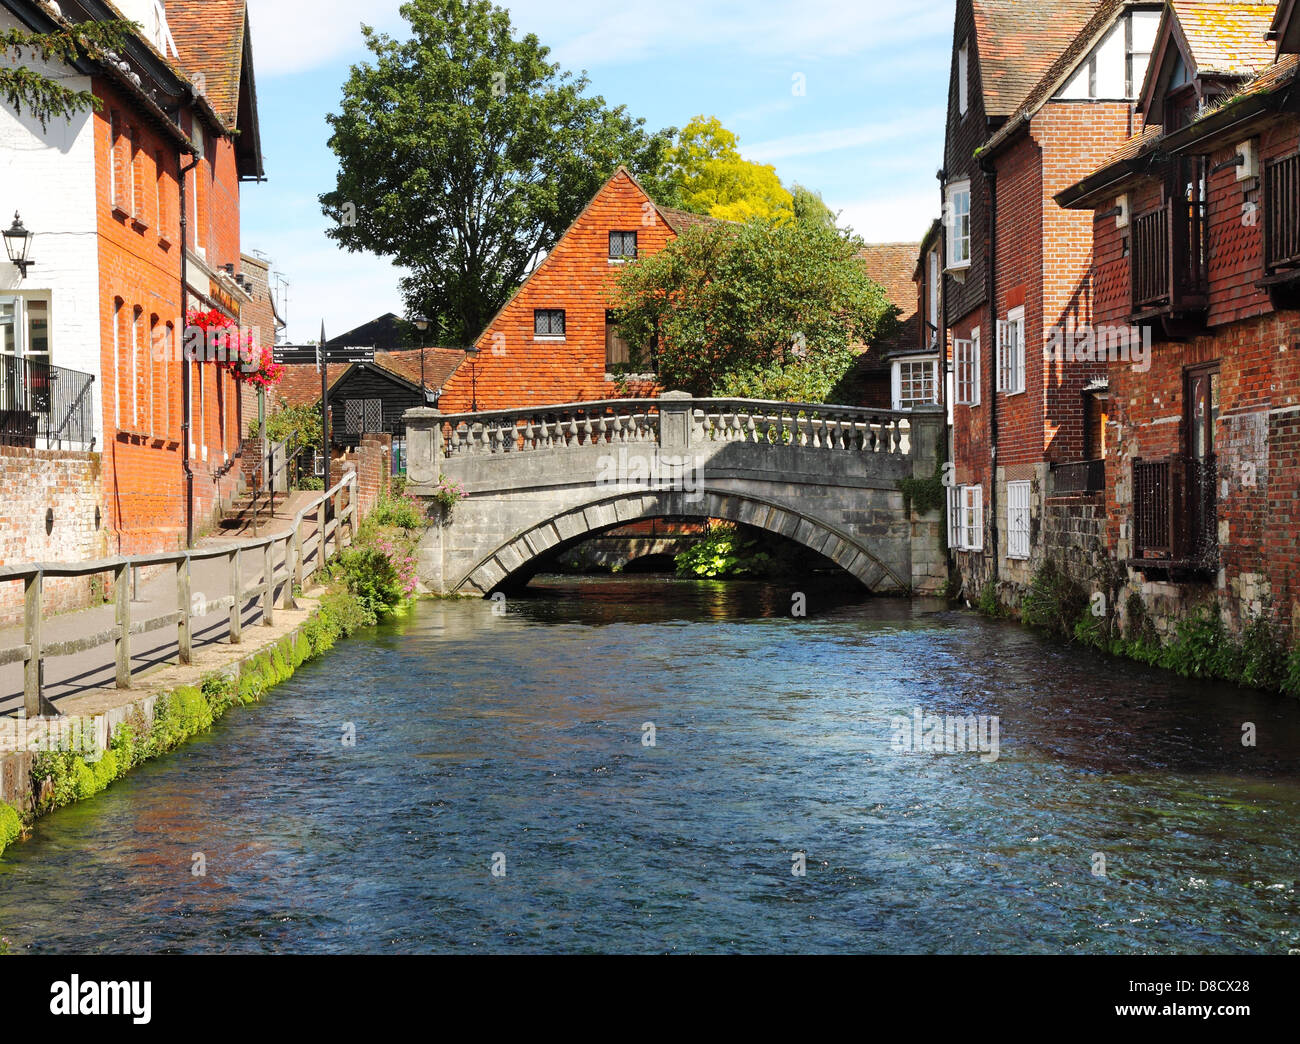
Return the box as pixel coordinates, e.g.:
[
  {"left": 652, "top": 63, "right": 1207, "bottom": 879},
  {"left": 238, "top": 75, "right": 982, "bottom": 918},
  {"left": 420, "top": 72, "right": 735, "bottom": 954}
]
[
  {"left": 534, "top": 309, "right": 566, "bottom": 337},
  {"left": 609, "top": 231, "right": 638, "bottom": 259}
]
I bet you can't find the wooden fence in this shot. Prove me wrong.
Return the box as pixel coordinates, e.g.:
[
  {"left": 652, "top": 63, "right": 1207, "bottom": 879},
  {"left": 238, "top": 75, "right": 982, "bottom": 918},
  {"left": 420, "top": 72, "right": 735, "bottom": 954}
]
[{"left": 0, "top": 473, "right": 357, "bottom": 717}]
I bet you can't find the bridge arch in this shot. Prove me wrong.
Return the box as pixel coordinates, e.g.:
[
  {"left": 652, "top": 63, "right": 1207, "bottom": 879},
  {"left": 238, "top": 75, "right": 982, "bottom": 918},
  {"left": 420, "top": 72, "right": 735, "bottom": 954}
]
[{"left": 453, "top": 486, "right": 910, "bottom": 596}]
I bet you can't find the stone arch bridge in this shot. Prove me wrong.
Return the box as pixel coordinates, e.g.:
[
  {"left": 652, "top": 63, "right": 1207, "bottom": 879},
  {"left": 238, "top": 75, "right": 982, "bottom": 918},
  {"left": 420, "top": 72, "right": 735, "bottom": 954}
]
[{"left": 403, "top": 393, "right": 946, "bottom": 596}]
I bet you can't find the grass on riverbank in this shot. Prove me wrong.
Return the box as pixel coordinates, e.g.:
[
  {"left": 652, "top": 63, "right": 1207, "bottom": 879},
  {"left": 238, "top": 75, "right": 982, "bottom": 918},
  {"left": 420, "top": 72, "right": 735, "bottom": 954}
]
[
  {"left": 0, "top": 501, "right": 427, "bottom": 859},
  {"left": 975, "top": 560, "right": 1300, "bottom": 699}
]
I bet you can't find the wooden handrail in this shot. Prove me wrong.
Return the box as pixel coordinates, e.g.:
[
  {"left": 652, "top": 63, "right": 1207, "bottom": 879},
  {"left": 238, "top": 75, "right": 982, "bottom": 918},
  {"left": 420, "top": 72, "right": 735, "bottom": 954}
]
[{"left": 0, "top": 472, "right": 359, "bottom": 717}]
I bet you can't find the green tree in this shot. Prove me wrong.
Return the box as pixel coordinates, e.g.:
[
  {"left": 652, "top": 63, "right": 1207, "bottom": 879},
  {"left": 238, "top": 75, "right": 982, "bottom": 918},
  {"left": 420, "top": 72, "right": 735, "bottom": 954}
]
[
  {"left": 668, "top": 116, "right": 794, "bottom": 223},
  {"left": 1, "top": 19, "right": 136, "bottom": 129},
  {"left": 320, "top": 0, "right": 676, "bottom": 345},
  {"left": 609, "top": 219, "right": 897, "bottom": 401},
  {"left": 791, "top": 183, "right": 837, "bottom": 230}
]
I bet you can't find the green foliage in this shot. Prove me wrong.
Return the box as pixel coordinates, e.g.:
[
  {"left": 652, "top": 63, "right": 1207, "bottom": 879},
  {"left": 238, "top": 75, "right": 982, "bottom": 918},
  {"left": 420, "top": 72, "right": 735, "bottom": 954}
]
[
  {"left": 791, "top": 183, "right": 837, "bottom": 229},
  {"left": 1, "top": 20, "right": 136, "bottom": 129},
  {"left": 320, "top": 0, "right": 676, "bottom": 343},
  {"left": 369, "top": 488, "right": 428, "bottom": 529},
  {"left": 611, "top": 217, "right": 897, "bottom": 398},
  {"left": 674, "top": 522, "right": 770, "bottom": 579},
  {"left": 666, "top": 116, "right": 793, "bottom": 223},
  {"left": 1020, "top": 560, "right": 1087, "bottom": 639},
  {"left": 265, "top": 398, "right": 322, "bottom": 449},
  {"left": 976, "top": 581, "right": 1004, "bottom": 618},
  {"left": 332, "top": 544, "right": 414, "bottom": 620},
  {"left": 1240, "top": 615, "right": 1287, "bottom": 691},
  {"left": 898, "top": 465, "right": 946, "bottom": 517},
  {"left": 0, "top": 801, "right": 21, "bottom": 857}
]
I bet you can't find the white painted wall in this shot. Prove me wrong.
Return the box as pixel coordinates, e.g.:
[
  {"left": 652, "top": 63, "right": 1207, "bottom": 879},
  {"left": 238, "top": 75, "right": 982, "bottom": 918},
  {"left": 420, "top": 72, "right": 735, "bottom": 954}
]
[{"left": 0, "top": 9, "right": 102, "bottom": 448}]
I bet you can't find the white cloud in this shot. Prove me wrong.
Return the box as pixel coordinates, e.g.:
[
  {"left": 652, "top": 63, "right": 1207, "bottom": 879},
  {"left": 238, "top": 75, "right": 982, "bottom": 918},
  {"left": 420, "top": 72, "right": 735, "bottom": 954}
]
[
  {"left": 833, "top": 190, "right": 937, "bottom": 245},
  {"left": 745, "top": 111, "right": 944, "bottom": 162},
  {"left": 247, "top": 0, "right": 406, "bottom": 78}
]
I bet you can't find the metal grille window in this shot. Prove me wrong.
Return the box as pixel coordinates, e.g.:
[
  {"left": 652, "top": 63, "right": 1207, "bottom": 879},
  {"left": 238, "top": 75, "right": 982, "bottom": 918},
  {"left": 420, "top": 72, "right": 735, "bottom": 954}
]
[
  {"left": 344, "top": 398, "right": 383, "bottom": 434},
  {"left": 954, "top": 330, "right": 980, "bottom": 405},
  {"left": 1007, "top": 480, "right": 1031, "bottom": 560},
  {"left": 534, "top": 309, "right": 566, "bottom": 337},
  {"left": 609, "top": 231, "right": 638, "bottom": 259},
  {"left": 996, "top": 310, "right": 1025, "bottom": 395}
]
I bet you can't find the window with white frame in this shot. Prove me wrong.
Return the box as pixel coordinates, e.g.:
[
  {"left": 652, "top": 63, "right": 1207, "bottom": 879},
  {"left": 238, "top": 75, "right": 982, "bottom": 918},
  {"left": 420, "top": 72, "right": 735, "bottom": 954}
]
[
  {"left": 947, "top": 483, "right": 984, "bottom": 551},
  {"left": 996, "top": 307, "right": 1025, "bottom": 394},
  {"left": 1007, "top": 480, "right": 1031, "bottom": 560},
  {"left": 954, "top": 328, "right": 980, "bottom": 406},
  {"left": 945, "top": 181, "right": 971, "bottom": 269},
  {"left": 957, "top": 40, "right": 969, "bottom": 115},
  {"left": 892, "top": 356, "right": 939, "bottom": 410}
]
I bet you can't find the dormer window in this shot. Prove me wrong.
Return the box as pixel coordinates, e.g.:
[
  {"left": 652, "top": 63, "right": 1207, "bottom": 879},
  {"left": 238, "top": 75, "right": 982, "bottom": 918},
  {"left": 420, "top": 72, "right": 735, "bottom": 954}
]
[{"left": 1054, "top": 7, "right": 1160, "bottom": 101}]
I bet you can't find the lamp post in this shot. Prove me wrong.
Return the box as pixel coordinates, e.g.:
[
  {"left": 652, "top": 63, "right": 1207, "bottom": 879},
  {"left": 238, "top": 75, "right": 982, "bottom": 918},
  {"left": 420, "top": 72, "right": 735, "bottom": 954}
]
[
  {"left": 413, "top": 318, "right": 429, "bottom": 402},
  {"left": 467, "top": 344, "right": 481, "bottom": 411},
  {"left": 3, "top": 212, "right": 34, "bottom": 278}
]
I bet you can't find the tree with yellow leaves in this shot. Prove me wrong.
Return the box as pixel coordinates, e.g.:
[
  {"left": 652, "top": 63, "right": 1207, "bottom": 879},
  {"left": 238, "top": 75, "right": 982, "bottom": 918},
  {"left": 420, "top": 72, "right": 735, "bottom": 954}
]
[{"left": 668, "top": 116, "right": 794, "bottom": 224}]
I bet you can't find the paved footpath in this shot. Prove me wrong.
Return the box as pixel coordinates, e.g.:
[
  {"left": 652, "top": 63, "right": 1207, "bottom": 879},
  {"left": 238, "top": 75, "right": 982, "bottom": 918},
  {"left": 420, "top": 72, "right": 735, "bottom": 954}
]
[{"left": 0, "top": 492, "right": 327, "bottom": 715}]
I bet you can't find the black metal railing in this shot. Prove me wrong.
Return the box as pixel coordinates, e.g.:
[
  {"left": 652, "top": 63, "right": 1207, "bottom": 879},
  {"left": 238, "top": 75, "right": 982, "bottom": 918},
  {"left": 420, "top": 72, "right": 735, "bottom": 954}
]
[
  {"left": 1132, "top": 454, "right": 1216, "bottom": 568},
  {"left": 1265, "top": 153, "right": 1300, "bottom": 271},
  {"left": 0, "top": 357, "right": 95, "bottom": 449},
  {"left": 1050, "top": 458, "right": 1105, "bottom": 495}
]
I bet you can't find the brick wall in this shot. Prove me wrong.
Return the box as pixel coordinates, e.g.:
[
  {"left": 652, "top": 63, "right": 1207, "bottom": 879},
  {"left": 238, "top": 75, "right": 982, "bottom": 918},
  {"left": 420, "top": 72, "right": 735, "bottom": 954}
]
[
  {"left": 330, "top": 433, "right": 392, "bottom": 518},
  {"left": 0, "top": 448, "right": 107, "bottom": 625}
]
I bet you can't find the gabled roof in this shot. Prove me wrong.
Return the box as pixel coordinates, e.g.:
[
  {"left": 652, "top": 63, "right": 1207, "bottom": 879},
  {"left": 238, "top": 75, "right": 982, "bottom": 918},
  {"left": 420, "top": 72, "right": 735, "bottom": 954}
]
[
  {"left": 971, "top": 0, "right": 1101, "bottom": 116},
  {"left": 1171, "top": 0, "right": 1278, "bottom": 76},
  {"left": 164, "top": 0, "right": 264, "bottom": 179},
  {"left": 980, "top": 0, "right": 1135, "bottom": 158},
  {"left": 1138, "top": 0, "right": 1279, "bottom": 120},
  {"left": 275, "top": 348, "right": 466, "bottom": 407},
  {"left": 325, "top": 312, "right": 419, "bottom": 352}
]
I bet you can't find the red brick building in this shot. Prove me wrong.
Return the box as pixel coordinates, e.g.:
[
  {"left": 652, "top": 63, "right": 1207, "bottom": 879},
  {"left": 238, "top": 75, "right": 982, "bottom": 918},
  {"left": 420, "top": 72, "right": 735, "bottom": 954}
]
[
  {"left": 1057, "top": 0, "right": 1300, "bottom": 638},
  {"left": 942, "top": 0, "right": 1165, "bottom": 600},
  {"left": 437, "top": 167, "right": 717, "bottom": 412}
]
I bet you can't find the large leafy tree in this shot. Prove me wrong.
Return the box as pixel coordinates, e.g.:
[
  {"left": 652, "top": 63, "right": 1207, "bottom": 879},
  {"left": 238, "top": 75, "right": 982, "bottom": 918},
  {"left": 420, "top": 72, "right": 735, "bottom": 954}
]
[
  {"left": 1, "top": 19, "right": 135, "bottom": 129},
  {"left": 668, "top": 116, "right": 794, "bottom": 224},
  {"left": 609, "top": 219, "right": 897, "bottom": 402},
  {"left": 321, "top": 0, "right": 676, "bottom": 345}
]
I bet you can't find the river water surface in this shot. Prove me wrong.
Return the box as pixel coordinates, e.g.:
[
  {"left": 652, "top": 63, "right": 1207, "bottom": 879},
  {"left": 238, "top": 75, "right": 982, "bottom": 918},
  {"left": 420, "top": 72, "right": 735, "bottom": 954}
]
[{"left": 1, "top": 575, "right": 1298, "bottom": 954}]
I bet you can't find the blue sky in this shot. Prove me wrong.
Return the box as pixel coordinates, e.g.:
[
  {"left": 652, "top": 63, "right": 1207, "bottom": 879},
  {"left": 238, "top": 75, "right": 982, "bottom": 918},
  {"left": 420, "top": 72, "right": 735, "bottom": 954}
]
[{"left": 243, "top": 0, "right": 953, "bottom": 342}]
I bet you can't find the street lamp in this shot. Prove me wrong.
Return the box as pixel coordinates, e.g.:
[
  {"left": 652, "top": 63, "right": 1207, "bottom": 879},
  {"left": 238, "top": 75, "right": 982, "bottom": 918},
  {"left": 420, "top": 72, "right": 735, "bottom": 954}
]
[
  {"left": 413, "top": 317, "right": 430, "bottom": 403},
  {"left": 3, "top": 212, "right": 34, "bottom": 278},
  {"left": 466, "top": 343, "right": 481, "bottom": 411}
]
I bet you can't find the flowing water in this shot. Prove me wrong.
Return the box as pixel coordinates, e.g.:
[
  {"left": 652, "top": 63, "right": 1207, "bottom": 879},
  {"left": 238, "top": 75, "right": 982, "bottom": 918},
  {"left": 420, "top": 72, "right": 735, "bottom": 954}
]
[{"left": 1, "top": 575, "right": 1298, "bottom": 954}]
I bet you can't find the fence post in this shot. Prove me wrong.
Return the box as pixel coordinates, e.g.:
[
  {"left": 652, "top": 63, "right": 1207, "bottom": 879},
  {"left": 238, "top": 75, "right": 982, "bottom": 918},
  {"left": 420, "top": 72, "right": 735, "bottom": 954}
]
[
  {"left": 282, "top": 533, "right": 298, "bottom": 610},
  {"left": 115, "top": 561, "right": 131, "bottom": 688},
  {"left": 23, "top": 570, "right": 42, "bottom": 716},
  {"left": 176, "top": 556, "right": 192, "bottom": 665},
  {"left": 229, "top": 547, "right": 242, "bottom": 644},
  {"left": 292, "top": 521, "right": 304, "bottom": 598},
  {"left": 262, "top": 541, "right": 274, "bottom": 626},
  {"left": 317, "top": 496, "right": 328, "bottom": 564}
]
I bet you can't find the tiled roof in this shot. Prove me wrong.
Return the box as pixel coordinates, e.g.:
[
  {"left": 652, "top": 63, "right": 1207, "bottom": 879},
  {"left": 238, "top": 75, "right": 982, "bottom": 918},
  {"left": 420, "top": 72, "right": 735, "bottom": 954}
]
[
  {"left": 165, "top": 0, "right": 248, "bottom": 127},
  {"left": 982, "top": 0, "right": 1131, "bottom": 155},
  {"left": 857, "top": 242, "right": 922, "bottom": 357},
  {"left": 371, "top": 348, "right": 467, "bottom": 390},
  {"left": 1172, "top": 0, "right": 1278, "bottom": 77},
  {"left": 972, "top": 0, "right": 1101, "bottom": 116},
  {"left": 657, "top": 206, "right": 729, "bottom": 233},
  {"left": 274, "top": 349, "right": 466, "bottom": 409}
]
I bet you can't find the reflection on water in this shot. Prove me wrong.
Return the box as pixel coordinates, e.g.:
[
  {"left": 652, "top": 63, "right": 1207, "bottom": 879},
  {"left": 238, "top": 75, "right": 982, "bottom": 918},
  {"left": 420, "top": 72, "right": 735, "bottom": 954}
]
[{"left": 1, "top": 574, "right": 1298, "bottom": 954}]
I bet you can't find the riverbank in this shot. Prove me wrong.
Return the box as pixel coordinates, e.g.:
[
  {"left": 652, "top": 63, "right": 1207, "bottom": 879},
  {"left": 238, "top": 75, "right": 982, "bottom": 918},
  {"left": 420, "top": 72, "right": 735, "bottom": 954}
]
[{"left": 0, "top": 500, "right": 424, "bottom": 860}]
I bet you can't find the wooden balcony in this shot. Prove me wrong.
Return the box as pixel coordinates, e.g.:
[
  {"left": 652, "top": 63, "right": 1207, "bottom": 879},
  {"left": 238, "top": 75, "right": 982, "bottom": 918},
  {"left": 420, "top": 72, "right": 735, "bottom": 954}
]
[
  {"left": 1131, "top": 454, "right": 1217, "bottom": 576},
  {"left": 1130, "top": 199, "right": 1209, "bottom": 332}
]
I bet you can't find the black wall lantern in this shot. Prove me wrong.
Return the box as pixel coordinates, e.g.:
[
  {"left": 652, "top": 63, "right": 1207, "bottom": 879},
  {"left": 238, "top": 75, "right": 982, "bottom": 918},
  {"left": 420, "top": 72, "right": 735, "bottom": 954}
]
[{"left": 3, "top": 212, "right": 34, "bottom": 278}]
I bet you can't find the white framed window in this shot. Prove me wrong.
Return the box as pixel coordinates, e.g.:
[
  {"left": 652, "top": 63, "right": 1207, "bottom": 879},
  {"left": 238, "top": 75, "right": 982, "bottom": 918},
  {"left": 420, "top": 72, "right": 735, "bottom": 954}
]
[
  {"left": 954, "top": 328, "right": 981, "bottom": 406},
  {"left": 945, "top": 181, "right": 971, "bottom": 269},
  {"left": 962, "top": 484, "right": 984, "bottom": 551},
  {"left": 1007, "top": 480, "right": 1031, "bottom": 560},
  {"left": 948, "top": 484, "right": 984, "bottom": 551},
  {"left": 891, "top": 356, "right": 939, "bottom": 410},
  {"left": 996, "top": 307, "right": 1025, "bottom": 395},
  {"left": 957, "top": 40, "right": 970, "bottom": 115}
]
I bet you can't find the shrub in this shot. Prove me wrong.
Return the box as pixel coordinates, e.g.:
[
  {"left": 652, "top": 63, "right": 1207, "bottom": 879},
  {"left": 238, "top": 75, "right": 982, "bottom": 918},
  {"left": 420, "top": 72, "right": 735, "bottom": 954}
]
[
  {"left": 369, "top": 489, "right": 427, "bottom": 530},
  {"left": 332, "top": 543, "right": 415, "bottom": 619},
  {"left": 0, "top": 802, "right": 21, "bottom": 856},
  {"left": 674, "top": 522, "right": 770, "bottom": 578},
  {"left": 1020, "top": 560, "right": 1087, "bottom": 638}
]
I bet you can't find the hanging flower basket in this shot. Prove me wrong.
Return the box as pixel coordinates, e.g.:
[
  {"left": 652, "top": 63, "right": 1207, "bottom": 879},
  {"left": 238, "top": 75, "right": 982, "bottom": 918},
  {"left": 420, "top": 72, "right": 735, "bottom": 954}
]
[{"left": 185, "top": 308, "right": 284, "bottom": 389}]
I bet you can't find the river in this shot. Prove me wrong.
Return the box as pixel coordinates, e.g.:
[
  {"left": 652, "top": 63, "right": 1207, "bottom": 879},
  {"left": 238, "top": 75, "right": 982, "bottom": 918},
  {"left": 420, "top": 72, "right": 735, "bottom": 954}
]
[{"left": 1, "top": 575, "right": 1297, "bottom": 954}]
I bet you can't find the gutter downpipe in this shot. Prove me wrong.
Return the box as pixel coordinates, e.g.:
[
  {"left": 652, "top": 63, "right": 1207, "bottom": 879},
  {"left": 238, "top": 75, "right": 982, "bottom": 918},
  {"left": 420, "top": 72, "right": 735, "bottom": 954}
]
[
  {"left": 179, "top": 144, "right": 200, "bottom": 549},
  {"left": 979, "top": 149, "right": 1000, "bottom": 575}
]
